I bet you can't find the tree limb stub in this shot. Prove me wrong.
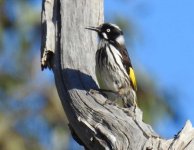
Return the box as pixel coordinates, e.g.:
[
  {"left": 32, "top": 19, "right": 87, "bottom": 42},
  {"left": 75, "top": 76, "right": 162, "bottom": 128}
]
[
  {"left": 41, "top": 0, "right": 58, "bottom": 70},
  {"left": 41, "top": 0, "right": 194, "bottom": 149}
]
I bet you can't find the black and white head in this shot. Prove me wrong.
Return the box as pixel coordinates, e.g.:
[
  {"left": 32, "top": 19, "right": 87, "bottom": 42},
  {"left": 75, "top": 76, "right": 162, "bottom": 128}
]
[{"left": 86, "top": 23, "right": 125, "bottom": 45}]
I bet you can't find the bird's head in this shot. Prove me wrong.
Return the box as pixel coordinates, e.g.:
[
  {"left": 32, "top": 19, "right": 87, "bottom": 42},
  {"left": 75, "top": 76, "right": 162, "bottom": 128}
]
[{"left": 86, "top": 23, "right": 125, "bottom": 45}]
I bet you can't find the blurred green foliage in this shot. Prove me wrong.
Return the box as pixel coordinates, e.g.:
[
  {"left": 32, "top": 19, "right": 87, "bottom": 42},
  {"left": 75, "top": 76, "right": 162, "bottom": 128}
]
[
  {"left": 0, "top": 0, "right": 177, "bottom": 150},
  {"left": 0, "top": 0, "right": 70, "bottom": 150}
]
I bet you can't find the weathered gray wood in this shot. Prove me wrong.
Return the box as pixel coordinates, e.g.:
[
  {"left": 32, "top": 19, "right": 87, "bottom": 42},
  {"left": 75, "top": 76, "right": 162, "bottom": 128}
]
[
  {"left": 41, "top": 0, "right": 58, "bottom": 70},
  {"left": 41, "top": 0, "right": 194, "bottom": 149}
]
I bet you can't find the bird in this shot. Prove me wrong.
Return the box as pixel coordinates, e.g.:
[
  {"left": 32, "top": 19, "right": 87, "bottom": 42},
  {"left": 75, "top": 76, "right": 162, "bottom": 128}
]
[{"left": 86, "top": 23, "right": 137, "bottom": 107}]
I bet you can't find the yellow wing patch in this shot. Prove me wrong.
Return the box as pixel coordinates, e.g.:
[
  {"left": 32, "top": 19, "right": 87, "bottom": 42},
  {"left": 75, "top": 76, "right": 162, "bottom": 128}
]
[{"left": 129, "top": 67, "right": 137, "bottom": 91}]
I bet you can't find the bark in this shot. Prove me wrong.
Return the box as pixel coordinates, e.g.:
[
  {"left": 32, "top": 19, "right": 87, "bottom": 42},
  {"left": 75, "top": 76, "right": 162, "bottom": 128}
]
[{"left": 41, "top": 0, "right": 194, "bottom": 149}]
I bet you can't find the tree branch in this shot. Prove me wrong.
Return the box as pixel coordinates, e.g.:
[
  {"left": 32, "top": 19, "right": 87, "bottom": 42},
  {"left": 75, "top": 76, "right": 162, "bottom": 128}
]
[{"left": 41, "top": 0, "right": 194, "bottom": 149}]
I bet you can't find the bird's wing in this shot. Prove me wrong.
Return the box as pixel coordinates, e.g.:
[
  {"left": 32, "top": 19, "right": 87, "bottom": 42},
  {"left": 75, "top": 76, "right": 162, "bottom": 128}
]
[{"left": 119, "top": 46, "right": 137, "bottom": 91}]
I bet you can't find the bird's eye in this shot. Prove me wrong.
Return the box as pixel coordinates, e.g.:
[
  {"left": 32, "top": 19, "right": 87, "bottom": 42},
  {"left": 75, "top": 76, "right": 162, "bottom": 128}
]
[{"left": 106, "top": 29, "right": 111, "bottom": 32}]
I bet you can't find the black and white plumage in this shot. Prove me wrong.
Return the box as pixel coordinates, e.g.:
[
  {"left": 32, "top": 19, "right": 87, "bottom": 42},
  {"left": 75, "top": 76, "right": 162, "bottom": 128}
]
[{"left": 86, "top": 23, "right": 137, "bottom": 107}]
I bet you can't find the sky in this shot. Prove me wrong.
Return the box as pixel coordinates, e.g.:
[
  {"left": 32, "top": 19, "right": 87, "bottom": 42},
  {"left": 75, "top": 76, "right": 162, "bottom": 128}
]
[{"left": 105, "top": 0, "right": 194, "bottom": 138}]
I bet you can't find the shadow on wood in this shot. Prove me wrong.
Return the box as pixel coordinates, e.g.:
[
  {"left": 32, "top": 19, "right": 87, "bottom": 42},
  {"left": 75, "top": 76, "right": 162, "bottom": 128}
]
[{"left": 62, "top": 68, "right": 98, "bottom": 91}]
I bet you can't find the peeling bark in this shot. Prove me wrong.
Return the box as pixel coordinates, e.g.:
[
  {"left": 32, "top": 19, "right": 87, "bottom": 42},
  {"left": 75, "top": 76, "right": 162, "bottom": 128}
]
[{"left": 41, "top": 0, "right": 194, "bottom": 149}]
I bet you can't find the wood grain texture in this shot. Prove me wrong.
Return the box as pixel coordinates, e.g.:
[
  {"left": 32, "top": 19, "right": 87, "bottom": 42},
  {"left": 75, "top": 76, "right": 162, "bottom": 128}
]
[
  {"left": 41, "top": 0, "right": 58, "bottom": 70},
  {"left": 41, "top": 0, "right": 194, "bottom": 149}
]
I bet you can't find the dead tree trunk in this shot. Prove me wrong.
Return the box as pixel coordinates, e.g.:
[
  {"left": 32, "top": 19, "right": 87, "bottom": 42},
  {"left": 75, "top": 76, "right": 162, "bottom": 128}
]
[{"left": 41, "top": 0, "right": 194, "bottom": 149}]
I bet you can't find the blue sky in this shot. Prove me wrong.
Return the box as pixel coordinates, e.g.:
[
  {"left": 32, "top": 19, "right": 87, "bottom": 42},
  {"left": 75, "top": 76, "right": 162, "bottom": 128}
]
[{"left": 105, "top": 0, "right": 194, "bottom": 138}]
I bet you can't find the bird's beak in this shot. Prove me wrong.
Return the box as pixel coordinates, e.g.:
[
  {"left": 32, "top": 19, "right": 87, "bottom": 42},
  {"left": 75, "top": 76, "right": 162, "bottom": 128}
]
[{"left": 85, "top": 26, "right": 100, "bottom": 32}]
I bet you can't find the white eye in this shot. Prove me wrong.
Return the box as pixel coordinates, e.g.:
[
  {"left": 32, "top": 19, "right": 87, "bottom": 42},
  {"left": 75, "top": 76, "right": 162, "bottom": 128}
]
[{"left": 106, "top": 29, "right": 111, "bottom": 32}]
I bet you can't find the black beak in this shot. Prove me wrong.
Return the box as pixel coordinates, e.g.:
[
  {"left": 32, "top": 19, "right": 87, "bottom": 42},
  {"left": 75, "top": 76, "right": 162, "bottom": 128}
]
[{"left": 85, "top": 26, "right": 100, "bottom": 32}]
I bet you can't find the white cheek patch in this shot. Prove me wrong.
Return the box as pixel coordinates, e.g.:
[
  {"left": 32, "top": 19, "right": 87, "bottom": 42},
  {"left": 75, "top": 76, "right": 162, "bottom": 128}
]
[
  {"left": 116, "top": 35, "right": 125, "bottom": 45},
  {"left": 102, "top": 32, "right": 108, "bottom": 39}
]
